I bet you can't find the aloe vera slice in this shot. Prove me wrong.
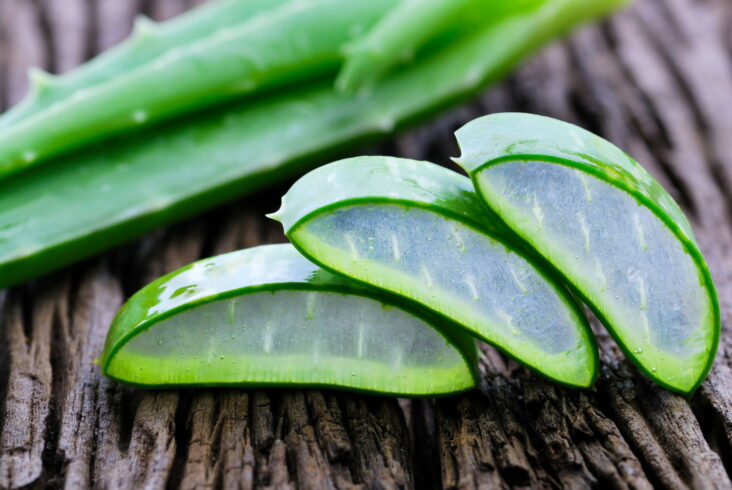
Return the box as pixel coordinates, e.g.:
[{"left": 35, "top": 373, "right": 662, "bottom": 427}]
[
  {"left": 454, "top": 112, "right": 720, "bottom": 394},
  {"left": 0, "top": 0, "right": 397, "bottom": 178},
  {"left": 271, "top": 156, "right": 598, "bottom": 388},
  {"left": 100, "top": 244, "right": 478, "bottom": 395},
  {"left": 0, "top": 0, "right": 287, "bottom": 132},
  {"left": 0, "top": 0, "right": 624, "bottom": 289}
]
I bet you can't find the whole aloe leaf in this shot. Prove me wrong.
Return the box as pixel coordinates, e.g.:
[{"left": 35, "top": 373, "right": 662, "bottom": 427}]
[
  {"left": 0, "top": 0, "right": 397, "bottom": 178},
  {"left": 0, "top": 0, "right": 625, "bottom": 289},
  {"left": 336, "top": 0, "right": 543, "bottom": 92},
  {"left": 0, "top": 0, "right": 287, "bottom": 131}
]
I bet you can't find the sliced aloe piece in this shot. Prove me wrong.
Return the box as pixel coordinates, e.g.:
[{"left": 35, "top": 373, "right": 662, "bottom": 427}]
[
  {"left": 271, "top": 156, "right": 598, "bottom": 388},
  {"left": 100, "top": 244, "right": 478, "bottom": 396},
  {"left": 454, "top": 112, "right": 720, "bottom": 394}
]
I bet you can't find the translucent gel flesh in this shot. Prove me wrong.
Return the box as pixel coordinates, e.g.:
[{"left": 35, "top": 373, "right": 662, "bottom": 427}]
[
  {"left": 476, "top": 161, "right": 714, "bottom": 390},
  {"left": 291, "top": 204, "right": 595, "bottom": 386},
  {"left": 106, "top": 289, "right": 474, "bottom": 394}
]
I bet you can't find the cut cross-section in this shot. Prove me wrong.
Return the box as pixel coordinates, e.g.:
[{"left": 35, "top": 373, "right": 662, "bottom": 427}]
[
  {"left": 455, "top": 112, "right": 719, "bottom": 394},
  {"left": 100, "top": 244, "right": 478, "bottom": 396},
  {"left": 272, "top": 156, "right": 598, "bottom": 388}
]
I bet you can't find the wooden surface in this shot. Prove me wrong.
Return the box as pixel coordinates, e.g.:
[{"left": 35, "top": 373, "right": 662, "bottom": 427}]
[{"left": 1, "top": 0, "right": 732, "bottom": 488}]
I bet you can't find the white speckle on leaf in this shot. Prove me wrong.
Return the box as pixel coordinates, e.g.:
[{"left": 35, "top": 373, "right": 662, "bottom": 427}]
[
  {"left": 263, "top": 328, "right": 273, "bottom": 354},
  {"left": 463, "top": 274, "right": 479, "bottom": 300},
  {"left": 579, "top": 172, "right": 593, "bottom": 203},
  {"left": 633, "top": 212, "right": 648, "bottom": 250},
  {"left": 577, "top": 212, "right": 590, "bottom": 253},
  {"left": 390, "top": 233, "right": 400, "bottom": 261},
  {"left": 357, "top": 323, "right": 365, "bottom": 359},
  {"left": 531, "top": 194, "right": 544, "bottom": 228},
  {"left": 132, "top": 110, "right": 148, "bottom": 123},
  {"left": 345, "top": 234, "right": 359, "bottom": 261},
  {"left": 421, "top": 264, "right": 434, "bottom": 289},
  {"left": 509, "top": 264, "right": 528, "bottom": 294},
  {"left": 22, "top": 151, "right": 37, "bottom": 163}
]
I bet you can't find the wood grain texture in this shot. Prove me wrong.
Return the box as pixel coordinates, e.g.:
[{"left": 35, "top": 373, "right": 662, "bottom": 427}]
[{"left": 0, "top": 0, "right": 731, "bottom": 488}]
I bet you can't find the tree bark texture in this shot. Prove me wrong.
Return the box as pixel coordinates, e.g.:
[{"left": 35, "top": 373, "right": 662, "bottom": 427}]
[{"left": 0, "top": 0, "right": 731, "bottom": 488}]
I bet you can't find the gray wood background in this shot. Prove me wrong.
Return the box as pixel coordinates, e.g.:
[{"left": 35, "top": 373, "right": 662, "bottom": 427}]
[{"left": 1, "top": 0, "right": 731, "bottom": 488}]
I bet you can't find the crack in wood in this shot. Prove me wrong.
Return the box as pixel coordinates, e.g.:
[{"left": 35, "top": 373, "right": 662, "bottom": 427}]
[{"left": 0, "top": 0, "right": 731, "bottom": 487}]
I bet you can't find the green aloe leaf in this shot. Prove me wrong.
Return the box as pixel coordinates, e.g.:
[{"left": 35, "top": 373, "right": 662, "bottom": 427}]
[
  {"left": 336, "top": 0, "right": 543, "bottom": 93},
  {"left": 0, "top": 0, "right": 398, "bottom": 177},
  {"left": 100, "top": 244, "right": 479, "bottom": 395},
  {"left": 0, "top": 0, "right": 287, "bottom": 132},
  {"left": 271, "top": 156, "right": 598, "bottom": 388},
  {"left": 0, "top": 0, "right": 624, "bottom": 289},
  {"left": 454, "top": 112, "right": 720, "bottom": 394}
]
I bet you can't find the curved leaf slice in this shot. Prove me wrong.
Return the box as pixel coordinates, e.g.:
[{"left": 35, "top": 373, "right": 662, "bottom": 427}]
[
  {"left": 454, "top": 112, "right": 720, "bottom": 394},
  {"left": 100, "top": 244, "right": 478, "bottom": 396},
  {"left": 271, "top": 156, "right": 598, "bottom": 388}
]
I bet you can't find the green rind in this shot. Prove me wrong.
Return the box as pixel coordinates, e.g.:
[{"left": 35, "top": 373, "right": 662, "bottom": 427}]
[
  {"left": 336, "top": 0, "right": 544, "bottom": 92},
  {"left": 101, "top": 244, "right": 480, "bottom": 396},
  {"left": 272, "top": 156, "right": 599, "bottom": 388},
  {"left": 454, "top": 112, "right": 720, "bottom": 394},
  {"left": 269, "top": 155, "right": 497, "bottom": 233},
  {"left": 0, "top": 0, "right": 397, "bottom": 178},
  {"left": 453, "top": 112, "right": 695, "bottom": 241},
  {"left": 336, "top": 0, "right": 476, "bottom": 92},
  {"left": 0, "top": 0, "right": 287, "bottom": 131},
  {"left": 0, "top": 0, "right": 625, "bottom": 289}
]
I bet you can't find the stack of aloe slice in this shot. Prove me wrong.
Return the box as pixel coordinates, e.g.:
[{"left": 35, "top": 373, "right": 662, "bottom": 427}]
[{"left": 100, "top": 113, "right": 719, "bottom": 396}]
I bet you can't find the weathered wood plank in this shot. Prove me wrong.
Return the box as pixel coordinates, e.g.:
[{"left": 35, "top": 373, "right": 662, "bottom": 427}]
[{"left": 0, "top": 0, "right": 731, "bottom": 488}]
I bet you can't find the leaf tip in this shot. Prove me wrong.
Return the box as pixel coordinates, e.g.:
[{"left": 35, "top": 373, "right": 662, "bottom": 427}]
[
  {"left": 28, "top": 67, "right": 55, "bottom": 94},
  {"left": 265, "top": 209, "right": 283, "bottom": 222},
  {"left": 132, "top": 15, "right": 158, "bottom": 40},
  {"left": 450, "top": 156, "right": 465, "bottom": 168}
]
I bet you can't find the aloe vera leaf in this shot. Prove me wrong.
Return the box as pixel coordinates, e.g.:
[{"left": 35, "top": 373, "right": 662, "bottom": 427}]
[
  {"left": 454, "top": 112, "right": 720, "bottom": 394},
  {"left": 270, "top": 156, "right": 598, "bottom": 388},
  {"left": 336, "top": 0, "right": 477, "bottom": 92},
  {"left": 0, "top": 0, "right": 397, "bottom": 178},
  {"left": 336, "top": 0, "right": 543, "bottom": 93},
  {"left": 0, "top": 0, "right": 623, "bottom": 290},
  {"left": 100, "top": 243, "right": 479, "bottom": 395},
  {"left": 0, "top": 0, "right": 287, "bottom": 132}
]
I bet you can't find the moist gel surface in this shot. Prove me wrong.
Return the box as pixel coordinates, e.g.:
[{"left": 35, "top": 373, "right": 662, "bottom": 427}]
[
  {"left": 291, "top": 202, "right": 595, "bottom": 387},
  {"left": 102, "top": 244, "right": 477, "bottom": 396},
  {"left": 106, "top": 289, "right": 472, "bottom": 394},
  {"left": 475, "top": 160, "right": 715, "bottom": 391}
]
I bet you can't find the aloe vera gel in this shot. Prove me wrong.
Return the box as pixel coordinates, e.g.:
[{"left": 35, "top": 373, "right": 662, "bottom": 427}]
[
  {"left": 272, "top": 157, "right": 598, "bottom": 388},
  {"left": 100, "top": 244, "right": 478, "bottom": 396},
  {"left": 100, "top": 113, "right": 717, "bottom": 396},
  {"left": 455, "top": 113, "right": 719, "bottom": 394}
]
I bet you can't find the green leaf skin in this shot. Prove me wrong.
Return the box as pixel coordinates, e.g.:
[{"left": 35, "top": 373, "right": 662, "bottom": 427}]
[
  {"left": 271, "top": 156, "right": 598, "bottom": 388},
  {"left": 336, "top": 0, "right": 543, "bottom": 93},
  {"left": 0, "top": 0, "right": 397, "bottom": 178},
  {"left": 100, "top": 244, "right": 479, "bottom": 396},
  {"left": 454, "top": 112, "right": 720, "bottom": 394},
  {"left": 0, "top": 0, "right": 624, "bottom": 289},
  {"left": 0, "top": 0, "right": 288, "bottom": 131},
  {"left": 336, "top": 0, "right": 478, "bottom": 92}
]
